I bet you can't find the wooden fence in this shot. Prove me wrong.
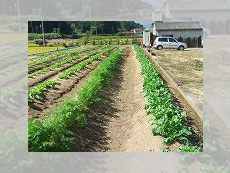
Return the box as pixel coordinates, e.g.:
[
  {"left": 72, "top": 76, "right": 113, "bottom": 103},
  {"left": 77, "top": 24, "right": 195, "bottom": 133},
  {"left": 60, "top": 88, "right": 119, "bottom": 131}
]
[
  {"left": 132, "top": 38, "right": 143, "bottom": 45},
  {"left": 177, "top": 36, "right": 202, "bottom": 48}
]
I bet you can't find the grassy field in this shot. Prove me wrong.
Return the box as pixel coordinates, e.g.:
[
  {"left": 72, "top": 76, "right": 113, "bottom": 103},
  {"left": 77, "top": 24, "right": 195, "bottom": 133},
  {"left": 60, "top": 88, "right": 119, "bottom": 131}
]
[
  {"left": 154, "top": 49, "right": 203, "bottom": 101},
  {"left": 28, "top": 43, "right": 64, "bottom": 54}
]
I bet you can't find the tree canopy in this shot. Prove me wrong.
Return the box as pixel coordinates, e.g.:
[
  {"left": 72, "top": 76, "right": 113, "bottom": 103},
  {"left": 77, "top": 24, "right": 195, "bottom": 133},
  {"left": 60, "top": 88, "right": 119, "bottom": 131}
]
[{"left": 28, "top": 21, "right": 143, "bottom": 35}]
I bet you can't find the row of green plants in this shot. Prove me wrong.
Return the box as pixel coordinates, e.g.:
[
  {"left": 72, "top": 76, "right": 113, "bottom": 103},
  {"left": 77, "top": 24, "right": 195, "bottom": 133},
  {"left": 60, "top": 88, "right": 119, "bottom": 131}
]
[
  {"left": 29, "top": 46, "right": 81, "bottom": 63},
  {"left": 28, "top": 48, "right": 123, "bottom": 151},
  {"left": 28, "top": 33, "right": 141, "bottom": 40},
  {"left": 162, "top": 144, "right": 202, "bottom": 152},
  {"left": 28, "top": 81, "right": 57, "bottom": 103},
  {"left": 133, "top": 45, "right": 202, "bottom": 152},
  {"left": 28, "top": 45, "right": 100, "bottom": 68},
  {"left": 28, "top": 46, "right": 108, "bottom": 78},
  {"left": 32, "top": 39, "right": 77, "bottom": 48},
  {"left": 28, "top": 46, "right": 116, "bottom": 103},
  {"left": 77, "top": 37, "right": 133, "bottom": 45},
  {"left": 28, "top": 33, "right": 65, "bottom": 40},
  {"left": 29, "top": 46, "right": 81, "bottom": 61},
  {"left": 58, "top": 46, "right": 117, "bottom": 79}
]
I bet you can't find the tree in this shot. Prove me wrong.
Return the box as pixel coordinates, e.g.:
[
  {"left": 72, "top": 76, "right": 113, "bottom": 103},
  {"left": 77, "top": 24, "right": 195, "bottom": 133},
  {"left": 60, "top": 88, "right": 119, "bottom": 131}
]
[{"left": 28, "top": 21, "right": 143, "bottom": 35}]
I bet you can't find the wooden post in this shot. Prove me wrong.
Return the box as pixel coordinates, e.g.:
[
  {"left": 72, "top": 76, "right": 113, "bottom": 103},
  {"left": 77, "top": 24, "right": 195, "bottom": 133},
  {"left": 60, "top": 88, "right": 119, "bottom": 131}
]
[
  {"left": 41, "top": 21, "right": 46, "bottom": 47},
  {"left": 198, "top": 36, "right": 202, "bottom": 48}
]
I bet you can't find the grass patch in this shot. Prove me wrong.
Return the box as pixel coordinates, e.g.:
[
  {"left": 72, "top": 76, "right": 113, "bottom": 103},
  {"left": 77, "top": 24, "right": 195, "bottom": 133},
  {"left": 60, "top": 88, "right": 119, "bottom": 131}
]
[
  {"left": 154, "top": 49, "right": 203, "bottom": 101},
  {"left": 28, "top": 45, "right": 65, "bottom": 54}
]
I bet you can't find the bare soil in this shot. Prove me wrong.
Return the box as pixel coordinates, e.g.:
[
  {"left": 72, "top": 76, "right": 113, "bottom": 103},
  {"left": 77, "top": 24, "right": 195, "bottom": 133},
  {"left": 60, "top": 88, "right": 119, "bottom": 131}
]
[
  {"left": 72, "top": 46, "right": 178, "bottom": 152},
  {"left": 28, "top": 45, "right": 199, "bottom": 152},
  {"left": 29, "top": 56, "right": 108, "bottom": 119},
  {"left": 28, "top": 46, "right": 98, "bottom": 74},
  {"left": 106, "top": 46, "right": 165, "bottom": 152},
  {"left": 28, "top": 50, "right": 102, "bottom": 87},
  {"left": 28, "top": 47, "right": 118, "bottom": 119}
]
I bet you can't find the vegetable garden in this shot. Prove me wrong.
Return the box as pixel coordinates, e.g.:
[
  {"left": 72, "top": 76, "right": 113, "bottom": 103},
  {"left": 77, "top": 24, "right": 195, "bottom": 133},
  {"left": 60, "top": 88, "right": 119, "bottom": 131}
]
[{"left": 28, "top": 44, "right": 202, "bottom": 152}]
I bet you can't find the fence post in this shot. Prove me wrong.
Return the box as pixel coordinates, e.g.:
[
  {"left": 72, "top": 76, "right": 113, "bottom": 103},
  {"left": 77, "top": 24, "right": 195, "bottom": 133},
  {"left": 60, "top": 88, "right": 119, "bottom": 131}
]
[{"left": 198, "top": 36, "right": 202, "bottom": 48}]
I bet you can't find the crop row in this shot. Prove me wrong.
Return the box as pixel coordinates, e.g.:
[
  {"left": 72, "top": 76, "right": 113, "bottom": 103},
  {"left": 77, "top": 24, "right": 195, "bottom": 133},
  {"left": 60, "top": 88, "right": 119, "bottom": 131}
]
[
  {"left": 28, "top": 81, "right": 57, "bottom": 103},
  {"left": 134, "top": 45, "right": 202, "bottom": 152},
  {"left": 28, "top": 46, "right": 85, "bottom": 62},
  {"left": 28, "top": 46, "right": 108, "bottom": 78},
  {"left": 28, "top": 45, "right": 101, "bottom": 67},
  {"left": 58, "top": 46, "right": 117, "bottom": 79},
  {"left": 28, "top": 46, "right": 116, "bottom": 103},
  {"left": 28, "top": 48, "right": 123, "bottom": 151}
]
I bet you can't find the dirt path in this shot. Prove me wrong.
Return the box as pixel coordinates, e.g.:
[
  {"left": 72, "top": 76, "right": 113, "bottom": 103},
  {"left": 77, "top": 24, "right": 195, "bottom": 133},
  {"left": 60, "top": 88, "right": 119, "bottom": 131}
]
[
  {"left": 77, "top": 46, "right": 166, "bottom": 152},
  {"left": 104, "top": 45, "right": 165, "bottom": 152}
]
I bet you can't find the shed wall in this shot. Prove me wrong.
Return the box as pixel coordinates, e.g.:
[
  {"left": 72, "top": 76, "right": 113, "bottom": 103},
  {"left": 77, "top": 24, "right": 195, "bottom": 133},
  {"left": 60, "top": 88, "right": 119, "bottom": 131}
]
[
  {"left": 156, "top": 29, "right": 203, "bottom": 39},
  {"left": 143, "top": 31, "right": 151, "bottom": 46}
]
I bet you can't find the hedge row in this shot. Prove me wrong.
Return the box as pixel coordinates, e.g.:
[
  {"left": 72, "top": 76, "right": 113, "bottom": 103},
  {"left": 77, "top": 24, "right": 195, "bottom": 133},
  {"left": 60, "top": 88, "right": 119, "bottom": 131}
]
[{"left": 28, "top": 33, "right": 75, "bottom": 40}]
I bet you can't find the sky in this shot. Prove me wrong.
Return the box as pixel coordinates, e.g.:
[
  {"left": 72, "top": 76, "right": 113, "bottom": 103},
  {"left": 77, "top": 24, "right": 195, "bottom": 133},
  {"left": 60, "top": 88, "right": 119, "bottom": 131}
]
[{"left": 135, "top": 21, "right": 153, "bottom": 27}]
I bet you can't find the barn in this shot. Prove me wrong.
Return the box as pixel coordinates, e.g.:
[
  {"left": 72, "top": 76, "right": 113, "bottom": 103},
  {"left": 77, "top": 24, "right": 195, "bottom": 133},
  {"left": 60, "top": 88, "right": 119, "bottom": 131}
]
[{"left": 143, "top": 21, "right": 203, "bottom": 48}]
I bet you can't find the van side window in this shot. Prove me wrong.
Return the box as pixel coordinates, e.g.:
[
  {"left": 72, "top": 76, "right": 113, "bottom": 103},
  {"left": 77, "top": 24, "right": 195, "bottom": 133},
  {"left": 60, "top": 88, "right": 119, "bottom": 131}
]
[
  {"left": 158, "top": 38, "right": 168, "bottom": 42},
  {"left": 169, "top": 38, "right": 177, "bottom": 42}
]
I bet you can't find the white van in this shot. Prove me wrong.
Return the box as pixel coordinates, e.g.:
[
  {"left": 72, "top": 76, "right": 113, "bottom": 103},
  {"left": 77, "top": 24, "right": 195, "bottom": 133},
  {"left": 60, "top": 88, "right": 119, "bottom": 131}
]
[{"left": 153, "top": 37, "right": 187, "bottom": 50}]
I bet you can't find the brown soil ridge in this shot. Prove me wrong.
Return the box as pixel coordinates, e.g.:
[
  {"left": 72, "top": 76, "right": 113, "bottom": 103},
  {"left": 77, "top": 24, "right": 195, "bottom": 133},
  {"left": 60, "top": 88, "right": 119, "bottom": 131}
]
[
  {"left": 28, "top": 48, "right": 119, "bottom": 119},
  {"left": 28, "top": 50, "right": 103, "bottom": 88},
  {"left": 28, "top": 46, "right": 99, "bottom": 74}
]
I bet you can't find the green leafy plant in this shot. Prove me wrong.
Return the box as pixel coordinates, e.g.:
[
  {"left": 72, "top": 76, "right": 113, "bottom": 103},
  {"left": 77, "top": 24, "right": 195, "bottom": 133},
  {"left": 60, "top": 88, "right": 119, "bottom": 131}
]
[
  {"left": 162, "top": 149, "right": 170, "bottom": 152},
  {"left": 58, "top": 46, "right": 116, "bottom": 79},
  {"left": 28, "top": 46, "right": 108, "bottom": 78},
  {"left": 28, "top": 45, "right": 101, "bottom": 68},
  {"left": 178, "top": 144, "right": 203, "bottom": 152},
  {"left": 28, "top": 81, "right": 57, "bottom": 103},
  {"left": 34, "top": 39, "right": 48, "bottom": 46},
  {"left": 134, "top": 45, "right": 194, "bottom": 147},
  {"left": 28, "top": 48, "right": 123, "bottom": 151}
]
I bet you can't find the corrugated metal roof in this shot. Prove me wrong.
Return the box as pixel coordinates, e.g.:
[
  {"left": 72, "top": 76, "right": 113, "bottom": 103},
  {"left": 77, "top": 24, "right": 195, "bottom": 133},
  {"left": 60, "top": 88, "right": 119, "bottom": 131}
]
[
  {"left": 134, "top": 28, "right": 143, "bottom": 31},
  {"left": 154, "top": 21, "right": 203, "bottom": 30}
]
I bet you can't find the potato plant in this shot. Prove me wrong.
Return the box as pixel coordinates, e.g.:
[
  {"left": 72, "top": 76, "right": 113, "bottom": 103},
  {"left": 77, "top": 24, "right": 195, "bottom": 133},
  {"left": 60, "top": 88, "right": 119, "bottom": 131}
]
[
  {"left": 28, "top": 81, "right": 57, "bottom": 103},
  {"left": 134, "top": 45, "right": 192, "bottom": 145}
]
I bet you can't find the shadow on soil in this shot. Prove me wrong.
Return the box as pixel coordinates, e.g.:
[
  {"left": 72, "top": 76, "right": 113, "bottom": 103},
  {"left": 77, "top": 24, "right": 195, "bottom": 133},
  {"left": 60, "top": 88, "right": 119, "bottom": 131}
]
[{"left": 71, "top": 56, "right": 126, "bottom": 152}]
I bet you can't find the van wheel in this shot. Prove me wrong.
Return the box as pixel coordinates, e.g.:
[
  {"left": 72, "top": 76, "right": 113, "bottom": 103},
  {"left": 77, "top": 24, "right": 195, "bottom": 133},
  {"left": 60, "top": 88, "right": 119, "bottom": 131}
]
[
  {"left": 157, "top": 45, "right": 163, "bottom": 50},
  {"left": 178, "top": 46, "right": 184, "bottom": 51}
]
